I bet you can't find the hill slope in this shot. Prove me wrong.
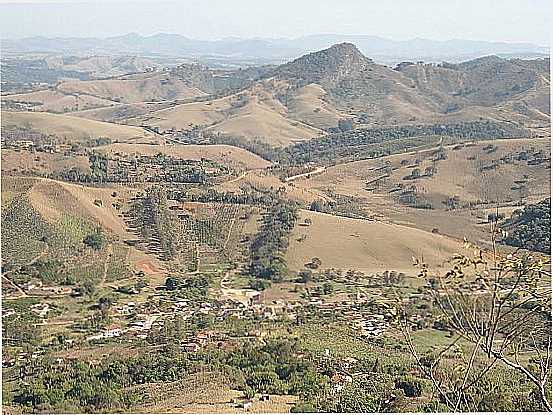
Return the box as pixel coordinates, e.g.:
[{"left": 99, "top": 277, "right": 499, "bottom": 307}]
[
  {"left": 128, "top": 44, "right": 549, "bottom": 146},
  {"left": 286, "top": 209, "right": 470, "bottom": 273},
  {"left": 2, "top": 111, "right": 160, "bottom": 144}
]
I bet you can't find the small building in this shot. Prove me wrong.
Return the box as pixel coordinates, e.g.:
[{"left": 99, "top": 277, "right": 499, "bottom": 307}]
[{"left": 182, "top": 342, "right": 200, "bottom": 352}]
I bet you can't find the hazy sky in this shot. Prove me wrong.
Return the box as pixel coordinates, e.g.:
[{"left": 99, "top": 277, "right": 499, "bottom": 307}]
[{"left": 0, "top": 0, "right": 551, "bottom": 45}]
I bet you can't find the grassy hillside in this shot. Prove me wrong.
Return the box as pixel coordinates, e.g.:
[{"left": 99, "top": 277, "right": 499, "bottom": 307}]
[
  {"left": 57, "top": 75, "right": 206, "bottom": 104},
  {"left": 2, "top": 111, "right": 161, "bottom": 144},
  {"left": 286, "top": 209, "right": 470, "bottom": 273},
  {"left": 95, "top": 142, "right": 272, "bottom": 170},
  {"left": 2, "top": 89, "right": 118, "bottom": 113}
]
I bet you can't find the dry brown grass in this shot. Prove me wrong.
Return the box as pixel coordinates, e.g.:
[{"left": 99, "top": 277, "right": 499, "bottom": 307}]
[
  {"left": 3, "top": 89, "right": 117, "bottom": 112},
  {"left": 131, "top": 81, "right": 323, "bottom": 147},
  {"left": 95, "top": 142, "right": 271, "bottom": 170},
  {"left": 57, "top": 75, "right": 206, "bottom": 103},
  {"left": 286, "top": 209, "right": 471, "bottom": 274},
  {"left": 1, "top": 149, "right": 90, "bottom": 176},
  {"left": 294, "top": 138, "right": 550, "bottom": 246},
  {"left": 2, "top": 111, "right": 161, "bottom": 144},
  {"left": 130, "top": 372, "right": 297, "bottom": 413}
]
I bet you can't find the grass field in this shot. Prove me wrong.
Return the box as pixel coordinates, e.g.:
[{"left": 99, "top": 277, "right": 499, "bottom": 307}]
[
  {"left": 286, "top": 209, "right": 470, "bottom": 274},
  {"left": 95, "top": 142, "right": 271, "bottom": 170}
]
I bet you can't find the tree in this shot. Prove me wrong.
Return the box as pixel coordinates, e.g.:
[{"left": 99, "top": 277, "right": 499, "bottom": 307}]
[
  {"left": 164, "top": 277, "right": 179, "bottom": 291},
  {"left": 410, "top": 168, "right": 421, "bottom": 179},
  {"left": 309, "top": 200, "right": 324, "bottom": 212},
  {"left": 338, "top": 118, "right": 354, "bottom": 132},
  {"left": 250, "top": 278, "right": 271, "bottom": 291},
  {"left": 298, "top": 270, "right": 313, "bottom": 283},
  {"left": 83, "top": 230, "right": 105, "bottom": 250},
  {"left": 395, "top": 375, "right": 425, "bottom": 397},
  {"left": 98, "top": 296, "right": 113, "bottom": 311},
  {"left": 399, "top": 226, "right": 552, "bottom": 411},
  {"left": 80, "top": 280, "right": 96, "bottom": 298},
  {"left": 322, "top": 282, "right": 333, "bottom": 295}
]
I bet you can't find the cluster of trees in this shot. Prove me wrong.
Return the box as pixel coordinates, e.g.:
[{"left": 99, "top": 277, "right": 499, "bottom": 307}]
[
  {"left": 503, "top": 198, "right": 551, "bottom": 253},
  {"left": 171, "top": 187, "right": 283, "bottom": 207},
  {"left": 8, "top": 353, "right": 193, "bottom": 412},
  {"left": 58, "top": 153, "right": 219, "bottom": 185},
  {"left": 83, "top": 229, "right": 105, "bottom": 251},
  {"left": 164, "top": 274, "right": 211, "bottom": 299},
  {"left": 280, "top": 121, "right": 530, "bottom": 165},
  {"left": 309, "top": 197, "right": 370, "bottom": 220},
  {"left": 249, "top": 201, "right": 298, "bottom": 281},
  {"left": 7, "top": 339, "right": 326, "bottom": 412},
  {"left": 226, "top": 339, "right": 327, "bottom": 398},
  {"left": 171, "top": 132, "right": 280, "bottom": 162}
]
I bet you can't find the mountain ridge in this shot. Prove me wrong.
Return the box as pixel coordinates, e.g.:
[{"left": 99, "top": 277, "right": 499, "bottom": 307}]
[{"left": 2, "top": 33, "right": 549, "bottom": 66}]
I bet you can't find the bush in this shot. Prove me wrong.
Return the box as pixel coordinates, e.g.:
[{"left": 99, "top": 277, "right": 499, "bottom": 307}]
[
  {"left": 291, "top": 402, "right": 317, "bottom": 412},
  {"left": 83, "top": 230, "right": 105, "bottom": 250},
  {"left": 395, "top": 375, "right": 425, "bottom": 397}
]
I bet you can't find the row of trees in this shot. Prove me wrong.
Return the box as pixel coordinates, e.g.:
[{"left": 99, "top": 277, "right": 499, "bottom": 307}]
[
  {"left": 249, "top": 201, "right": 298, "bottom": 281},
  {"left": 130, "top": 187, "right": 181, "bottom": 259}
]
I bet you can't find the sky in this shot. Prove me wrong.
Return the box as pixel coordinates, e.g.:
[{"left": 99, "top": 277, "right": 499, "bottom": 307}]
[{"left": 0, "top": 0, "right": 551, "bottom": 45}]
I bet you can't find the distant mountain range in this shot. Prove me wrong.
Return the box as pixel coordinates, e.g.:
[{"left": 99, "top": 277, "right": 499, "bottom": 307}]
[{"left": 2, "top": 33, "right": 549, "bottom": 66}]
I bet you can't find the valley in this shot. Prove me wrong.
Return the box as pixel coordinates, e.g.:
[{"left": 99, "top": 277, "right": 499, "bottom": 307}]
[{"left": 1, "top": 40, "right": 551, "bottom": 414}]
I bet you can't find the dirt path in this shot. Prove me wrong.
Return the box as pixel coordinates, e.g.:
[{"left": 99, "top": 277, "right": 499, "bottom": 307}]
[
  {"left": 1, "top": 275, "right": 28, "bottom": 298},
  {"left": 224, "top": 170, "right": 251, "bottom": 185},
  {"left": 283, "top": 166, "right": 326, "bottom": 182}
]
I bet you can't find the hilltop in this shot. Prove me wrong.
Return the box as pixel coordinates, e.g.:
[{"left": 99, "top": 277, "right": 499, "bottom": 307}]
[
  {"left": 2, "top": 43, "right": 549, "bottom": 147},
  {"left": 119, "top": 44, "right": 549, "bottom": 145}
]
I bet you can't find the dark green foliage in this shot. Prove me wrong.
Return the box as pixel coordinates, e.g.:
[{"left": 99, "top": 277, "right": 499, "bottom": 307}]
[
  {"left": 315, "top": 376, "right": 406, "bottom": 413},
  {"left": 395, "top": 374, "right": 425, "bottom": 397},
  {"left": 488, "top": 212, "right": 506, "bottom": 223},
  {"left": 164, "top": 274, "right": 211, "bottom": 299},
  {"left": 2, "top": 314, "right": 42, "bottom": 346},
  {"left": 249, "top": 278, "right": 272, "bottom": 291},
  {"left": 225, "top": 339, "right": 327, "bottom": 396},
  {"left": 280, "top": 121, "right": 530, "bottom": 165},
  {"left": 249, "top": 201, "right": 298, "bottom": 281},
  {"left": 83, "top": 229, "right": 105, "bottom": 250},
  {"left": 503, "top": 198, "right": 550, "bottom": 253}
]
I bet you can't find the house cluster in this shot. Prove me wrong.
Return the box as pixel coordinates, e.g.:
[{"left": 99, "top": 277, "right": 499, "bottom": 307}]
[{"left": 86, "top": 313, "right": 162, "bottom": 342}]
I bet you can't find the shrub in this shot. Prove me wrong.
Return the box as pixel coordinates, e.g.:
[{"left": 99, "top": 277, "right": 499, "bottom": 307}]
[
  {"left": 83, "top": 230, "right": 105, "bottom": 250},
  {"left": 395, "top": 375, "right": 425, "bottom": 397}
]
